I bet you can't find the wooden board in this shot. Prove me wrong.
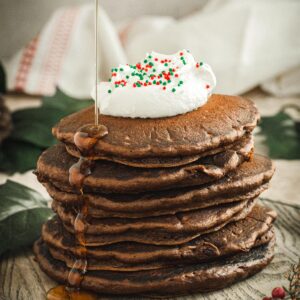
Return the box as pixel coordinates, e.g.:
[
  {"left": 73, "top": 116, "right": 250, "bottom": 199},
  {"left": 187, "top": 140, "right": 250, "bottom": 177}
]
[{"left": 0, "top": 200, "right": 299, "bottom": 300}]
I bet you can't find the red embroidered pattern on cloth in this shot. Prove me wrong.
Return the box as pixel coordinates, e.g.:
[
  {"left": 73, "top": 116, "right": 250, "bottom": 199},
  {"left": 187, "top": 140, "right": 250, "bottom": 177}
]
[
  {"left": 14, "top": 7, "right": 80, "bottom": 96},
  {"left": 14, "top": 36, "right": 39, "bottom": 92}
]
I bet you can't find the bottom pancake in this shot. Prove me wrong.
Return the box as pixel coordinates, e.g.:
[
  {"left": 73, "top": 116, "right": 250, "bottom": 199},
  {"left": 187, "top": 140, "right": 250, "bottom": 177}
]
[
  {"left": 42, "top": 204, "right": 276, "bottom": 271},
  {"left": 34, "top": 238, "right": 275, "bottom": 296}
]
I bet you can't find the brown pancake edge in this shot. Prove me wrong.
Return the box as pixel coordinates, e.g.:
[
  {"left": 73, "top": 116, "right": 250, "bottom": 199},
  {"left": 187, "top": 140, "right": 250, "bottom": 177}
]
[
  {"left": 65, "top": 133, "right": 253, "bottom": 169},
  {"left": 54, "top": 198, "right": 255, "bottom": 235},
  {"left": 36, "top": 143, "right": 250, "bottom": 194},
  {"left": 53, "top": 94, "right": 259, "bottom": 159},
  {"left": 47, "top": 228, "right": 274, "bottom": 272},
  {"left": 33, "top": 237, "right": 275, "bottom": 296},
  {"left": 42, "top": 154, "right": 274, "bottom": 217},
  {"left": 58, "top": 198, "right": 257, "bottom": 246},
  {"left": 52, "top": 184, "right": 267, "bottom": 219},
  {"left": 42, "top": 204, "right": 276, "bottom": 271}
]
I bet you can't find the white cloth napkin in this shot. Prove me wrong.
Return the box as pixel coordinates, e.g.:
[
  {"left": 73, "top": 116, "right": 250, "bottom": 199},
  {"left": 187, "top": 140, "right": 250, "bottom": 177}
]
[{"left": 3, "top": 0, "right": 300, "bottom": 98}]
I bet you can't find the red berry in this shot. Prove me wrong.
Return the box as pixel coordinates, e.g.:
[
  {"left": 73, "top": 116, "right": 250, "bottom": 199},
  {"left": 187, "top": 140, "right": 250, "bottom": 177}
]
[{"left": 272, "top": 287, "right": 285, "bottom": 299}]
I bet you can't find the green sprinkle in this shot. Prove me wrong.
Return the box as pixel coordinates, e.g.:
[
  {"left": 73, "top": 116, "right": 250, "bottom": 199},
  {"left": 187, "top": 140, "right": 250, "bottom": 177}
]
[
  {"left": 126, "top": 75, "right": 129, "bottom": 79},
  {"left": 149, "top": 62, "right": 154, "bottom": 66},
  {"left": 144, "top": 59, "right": 148, "bottom": 63},
  {"left": 148, "top": 55, "right": 152, "bottom": 59},
  {"left": 163, "top": 82, "right": 167, "bottom": 86},
  {"left": 120, "top": 68, "right": 124, "bottom": 71},
  {"left": 164, "top": 63, "right": 168, "bottom": 66},
  {"left": 108, "top": 78, "right": 112, "bottom": 82},
  {"left": 108, "top": 89, "right": 112, "bottom": 93},
  {"left": 179, "top": 80, "right": 183, "bottom": 84},
  {"left": 168, "top": 80, "right": 171, "bottom": 83},
  {"left": 200, "top": 62, "right": 203, "bottom": 66},
  {"left": 152, "top": 69, "right": 156, "bottom": 72},
  {"left": 172, "top": 88, "right": 176, "bottom": 92},
  {"left": 153, "top": 80, "right": 157, "bottom": 84}
]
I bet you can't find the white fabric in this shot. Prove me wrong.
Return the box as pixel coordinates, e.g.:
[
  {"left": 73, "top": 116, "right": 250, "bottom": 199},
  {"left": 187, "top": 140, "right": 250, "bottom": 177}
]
[{"left": 3, "top": 0, "right": 300, "bottom": 98}]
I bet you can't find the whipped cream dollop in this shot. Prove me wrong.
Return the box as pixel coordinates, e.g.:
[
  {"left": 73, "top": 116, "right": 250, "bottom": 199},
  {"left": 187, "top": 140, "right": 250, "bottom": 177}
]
[{"left": 92, "top": 50, "right": 216, "bottom": 118}]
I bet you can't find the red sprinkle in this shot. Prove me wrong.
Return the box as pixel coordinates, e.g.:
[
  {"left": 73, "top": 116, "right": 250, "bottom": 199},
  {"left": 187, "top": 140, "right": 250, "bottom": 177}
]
[
  {"left": 180, "top": 52, "right": 183, "bottom": 56},
  {"left": 206, "top": 84, "right": 210, "bottom": 89},
  {"left": 154, "top": 58, "right": 158, "bottom": 61}
]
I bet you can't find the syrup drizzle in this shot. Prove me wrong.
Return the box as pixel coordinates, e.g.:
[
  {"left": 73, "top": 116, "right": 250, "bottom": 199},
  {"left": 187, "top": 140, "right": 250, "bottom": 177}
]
[
  {"left": 46, "top": 1, "right": 105, "bottom": 298},
  {"left": 46, "top": 124, "right": 108, "bottom": 300}
]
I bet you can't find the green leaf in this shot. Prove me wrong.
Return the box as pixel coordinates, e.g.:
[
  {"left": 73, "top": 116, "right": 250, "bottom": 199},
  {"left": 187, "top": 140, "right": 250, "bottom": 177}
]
[
  {"left": 0, "top": 180, "right": 53, "bottom": 255},
  {"left": 0, "top": 140, "right": 42, "bottom": 173},
  {"left": 0, "top": 89, "right": 93, "bottom": 173},
  {"left": 258, "top": 107, "right": 300, "bottom": 159},
  {"left": 43, "top": 89, "right": 93, "bottom": 112}
]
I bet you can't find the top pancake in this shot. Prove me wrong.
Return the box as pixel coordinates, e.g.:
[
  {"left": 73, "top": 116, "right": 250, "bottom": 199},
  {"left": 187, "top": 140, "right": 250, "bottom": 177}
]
[{"left": 53, "top": 94, "right": 259, "bottom": 159}]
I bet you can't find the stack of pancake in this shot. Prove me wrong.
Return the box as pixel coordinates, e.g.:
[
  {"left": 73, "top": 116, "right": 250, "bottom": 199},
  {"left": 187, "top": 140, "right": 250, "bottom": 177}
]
[
  {"left": 0, "top": 97, "right": 12, "bottom": 144},
  {"left": 34, "top": 94, "right": 276, "bottom": 297}
]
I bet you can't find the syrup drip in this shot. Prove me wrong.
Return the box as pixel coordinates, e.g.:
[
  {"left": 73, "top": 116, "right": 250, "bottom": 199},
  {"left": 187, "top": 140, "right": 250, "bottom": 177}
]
[
  {"left": 46, "top": 1, "right": 105, "bottom": 297},
  {"left": 46, "top": 285, "right": 97, "bottom": 300},
  {"left": 74, "top": 124, "right": 108, "bottom": 155},
  {"left": 46, "top": 124, "right": 108, "bottom": 300}
]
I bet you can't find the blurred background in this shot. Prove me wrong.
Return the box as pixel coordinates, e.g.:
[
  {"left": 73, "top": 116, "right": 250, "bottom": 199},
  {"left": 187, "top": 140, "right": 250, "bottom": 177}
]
[{"left": 1, "top": 0, "right": 208, "bottom": 59}]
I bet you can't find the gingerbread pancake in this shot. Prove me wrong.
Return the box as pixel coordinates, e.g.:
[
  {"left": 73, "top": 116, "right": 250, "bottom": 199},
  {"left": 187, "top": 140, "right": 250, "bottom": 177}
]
[
  {"left": 53, "top": 198, "right": 254, "bottom": 235},
  {"left": 42, "top": 205, "right": 276, "bottom": 271},
  {"left": 52, "top": 185, "right": 265, "bottom": 219},
  {"left": 58, "top": 199, "right": 256, "bottom": 246},
  {"left": 65, "top": 134, "right": 253, "bottom": 168},
  {"left": 44, "top": 155, "right": 274, "bottom": 218},
  {"left": 53, "top": 94, "right": 259, "bottom": 159},
  {"left": 33, "top": 238, "right": 275, "bottom": 296},
  {"left": 36, "top": 143, "right": 250, "bottom": 194}
]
